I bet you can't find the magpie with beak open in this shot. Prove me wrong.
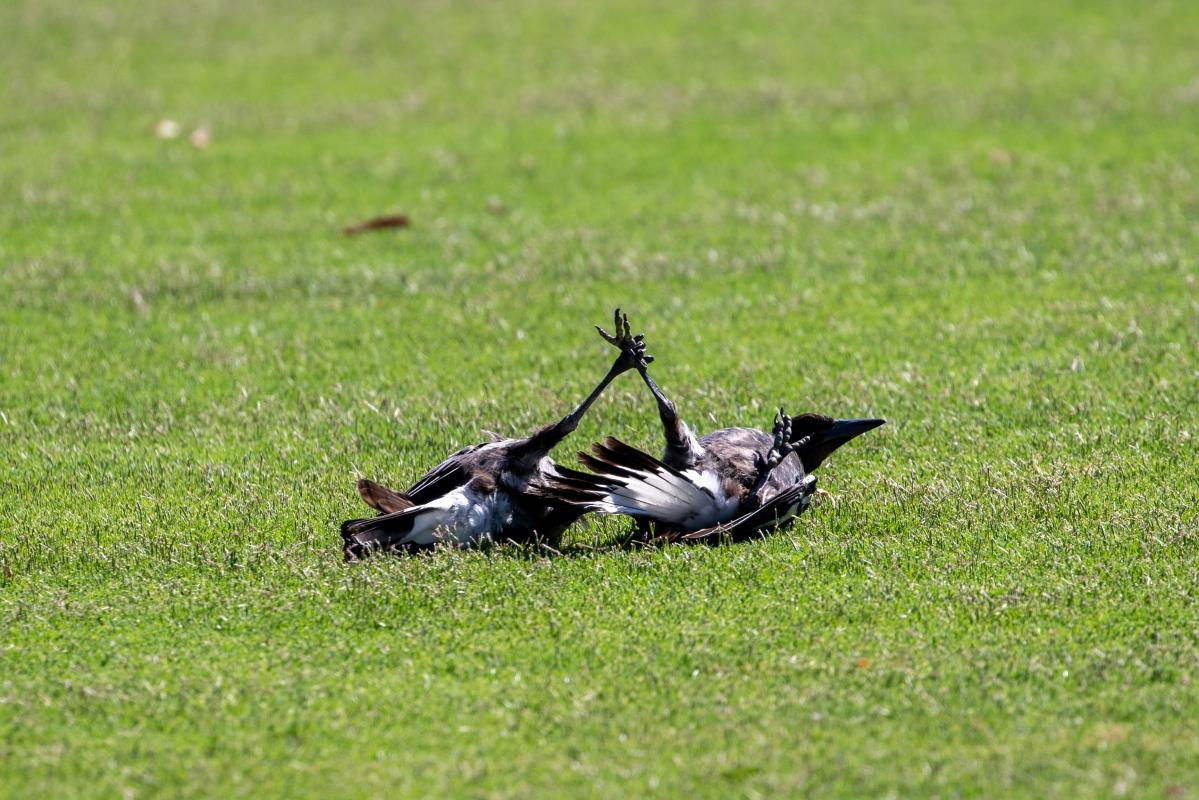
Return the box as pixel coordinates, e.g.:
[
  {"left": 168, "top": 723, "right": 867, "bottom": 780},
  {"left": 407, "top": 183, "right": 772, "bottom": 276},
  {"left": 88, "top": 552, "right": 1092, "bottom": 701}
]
[
  {"left": 544, "top": 332, "right": 884, "bottom": 542},
  {"left": 340, "top": 310, "right": 651, "bottom": 559}
]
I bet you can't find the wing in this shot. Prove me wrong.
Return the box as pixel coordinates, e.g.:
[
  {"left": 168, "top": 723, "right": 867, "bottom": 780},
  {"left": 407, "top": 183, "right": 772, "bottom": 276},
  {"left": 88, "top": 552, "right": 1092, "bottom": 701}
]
[
  {"left": 541, "top": 437, "right": 734, "bottom": 530},
  {"left": 404, "top": 443, "right": 485, "bottom": 504},
  {"left": 681, "top": 475, "right": 817, "bottom": 543}
]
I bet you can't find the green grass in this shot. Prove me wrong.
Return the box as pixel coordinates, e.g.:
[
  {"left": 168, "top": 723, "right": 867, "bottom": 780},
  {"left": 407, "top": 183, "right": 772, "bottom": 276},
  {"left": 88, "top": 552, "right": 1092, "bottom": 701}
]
[{"left": 3, "top": 0, "right": 1199, "bottom": 796}]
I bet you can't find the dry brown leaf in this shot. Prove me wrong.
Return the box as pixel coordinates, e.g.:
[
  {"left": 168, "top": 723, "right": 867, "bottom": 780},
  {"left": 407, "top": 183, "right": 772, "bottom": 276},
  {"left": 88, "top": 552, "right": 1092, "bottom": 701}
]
[{"left": 343, "top": 214, "right": 411, "bottom": 235}]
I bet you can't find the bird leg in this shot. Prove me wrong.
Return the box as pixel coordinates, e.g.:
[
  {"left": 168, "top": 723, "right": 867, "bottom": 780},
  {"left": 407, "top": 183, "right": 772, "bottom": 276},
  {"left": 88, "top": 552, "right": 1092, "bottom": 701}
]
[
  {"left": 637, "top": 368, "right": 697, "bottom": 465},
  {"left": 748, "top": 408, "right": 805, "bottom": 504},
  {"left": 597, "top": 313, "right": 696, "bottom": 468},
  {"left": 521, "top": 310, "right": 650, "bottom": 456}
]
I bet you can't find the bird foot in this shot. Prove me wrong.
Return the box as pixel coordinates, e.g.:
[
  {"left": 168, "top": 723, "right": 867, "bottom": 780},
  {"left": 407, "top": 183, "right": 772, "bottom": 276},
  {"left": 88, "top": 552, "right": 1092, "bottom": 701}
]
[
  {"left": 596, "top": 308, "right": 653, "bottom": 373},
  {"left": 754, "top": 407, "right": 796, "bottom": 474}
]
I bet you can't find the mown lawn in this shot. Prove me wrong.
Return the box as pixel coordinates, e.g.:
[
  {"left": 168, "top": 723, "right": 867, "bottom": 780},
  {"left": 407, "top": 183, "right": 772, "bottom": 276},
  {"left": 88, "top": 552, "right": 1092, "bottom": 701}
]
[{"left": 3, "top": 0, "right": 1198, "bottom": 796}]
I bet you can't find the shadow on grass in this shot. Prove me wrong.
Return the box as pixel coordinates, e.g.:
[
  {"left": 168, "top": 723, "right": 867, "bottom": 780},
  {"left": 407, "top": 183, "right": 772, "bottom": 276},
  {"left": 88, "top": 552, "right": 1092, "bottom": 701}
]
[{"left": 338, "top": 524, "right": 785, "bottom": 564}]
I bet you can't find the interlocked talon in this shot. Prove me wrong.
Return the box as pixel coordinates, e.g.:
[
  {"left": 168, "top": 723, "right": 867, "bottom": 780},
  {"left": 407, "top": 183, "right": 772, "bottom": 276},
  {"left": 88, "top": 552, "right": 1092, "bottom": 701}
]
[
  {"left": 596, "top": 308, "right": 654, "bottom": 370},
  {"left": 599, "top": 310, "right": 693, "bottom": 466}
]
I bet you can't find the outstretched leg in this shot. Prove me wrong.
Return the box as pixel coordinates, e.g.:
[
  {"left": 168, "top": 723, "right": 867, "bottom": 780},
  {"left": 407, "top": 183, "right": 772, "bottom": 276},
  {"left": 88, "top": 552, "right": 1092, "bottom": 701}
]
[
  {"left": 517, "top": 309, "right": 649, "bottom": 459},
  {"left": 635, "top": 366, "right": 698, "bottom": 469},
  {"left": 596, "top": 313, "right": 697, "bottom": 469}
]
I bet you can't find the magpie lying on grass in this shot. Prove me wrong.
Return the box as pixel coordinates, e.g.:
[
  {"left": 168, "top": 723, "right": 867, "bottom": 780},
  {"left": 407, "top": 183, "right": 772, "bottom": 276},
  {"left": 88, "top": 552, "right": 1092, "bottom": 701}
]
[
  {"left": 341, "top": 310, "right": 651, "bottom": 559},
  {"left": 544, "top": 334, "right": 884, "bottom": 542}
]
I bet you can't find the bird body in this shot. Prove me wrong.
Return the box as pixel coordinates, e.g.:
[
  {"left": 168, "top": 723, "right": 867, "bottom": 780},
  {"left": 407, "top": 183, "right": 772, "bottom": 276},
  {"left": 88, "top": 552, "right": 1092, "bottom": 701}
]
[
  {"left": 549, "top": 430, "right": 819, "bottom": 542},
  {"left": 345, "top": 440, "right": 558, "bottom": 553},
  {"left": 545, "top": 358, "right": 884, "bottom": 542},
  {"left": 340, "top": 311, "right": 650, "bottom": 559}
]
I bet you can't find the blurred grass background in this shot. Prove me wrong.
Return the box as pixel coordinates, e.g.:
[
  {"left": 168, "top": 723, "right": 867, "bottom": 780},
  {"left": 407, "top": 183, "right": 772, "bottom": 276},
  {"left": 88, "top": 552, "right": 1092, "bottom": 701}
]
[{"left": 2, "top": 0, "right": 1198, "bottom": 797}]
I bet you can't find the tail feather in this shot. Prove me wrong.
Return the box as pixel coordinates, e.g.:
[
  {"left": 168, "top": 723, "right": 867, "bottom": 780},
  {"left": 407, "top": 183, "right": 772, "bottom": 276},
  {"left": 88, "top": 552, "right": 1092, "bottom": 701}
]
[
  {"left": 528, "top": 464, "right": 615, "bottom": 505},
  {"left": 341, "top": 505, "right": 447, "bottom": 560},
  {"left": 357, "top": 479, "right": 415, "bottom": 514},
  {"left": 577, "top": 450, "right": 642, "bottom": 481}
]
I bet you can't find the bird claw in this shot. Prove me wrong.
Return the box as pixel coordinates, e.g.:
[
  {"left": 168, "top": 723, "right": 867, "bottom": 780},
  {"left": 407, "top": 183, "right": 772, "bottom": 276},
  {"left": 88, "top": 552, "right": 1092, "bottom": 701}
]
[
  {"left": 759, "top": 407, "right": 794, "bottom": 470},
  {"left": 752, "top": 407, "right": 800, "bottom": 482},
  {"left": 596, "top": 308, "right": 653, "bottom": 371},
  {"left": 771, "top": 407, "right": 792, "bottom": 450}
]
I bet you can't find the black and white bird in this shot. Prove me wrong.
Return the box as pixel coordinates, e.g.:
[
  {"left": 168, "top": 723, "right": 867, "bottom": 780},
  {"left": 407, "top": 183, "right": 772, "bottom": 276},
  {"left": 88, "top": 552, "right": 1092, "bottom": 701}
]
[
  {"left": 340, "top": 311, "right": 651, "bottom": 559},
  {"left": 544, "top": 343, "right": 884, "bottom": 542}
]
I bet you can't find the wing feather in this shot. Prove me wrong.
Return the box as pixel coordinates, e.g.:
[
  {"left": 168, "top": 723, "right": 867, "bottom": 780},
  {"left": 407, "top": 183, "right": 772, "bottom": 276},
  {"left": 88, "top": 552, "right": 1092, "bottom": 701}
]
[
  {"left": 541, "top": 438, "right": 724, "bottom": 527},
  {"left": 404, "top": 444, "right": 482, "bottom": 504}
]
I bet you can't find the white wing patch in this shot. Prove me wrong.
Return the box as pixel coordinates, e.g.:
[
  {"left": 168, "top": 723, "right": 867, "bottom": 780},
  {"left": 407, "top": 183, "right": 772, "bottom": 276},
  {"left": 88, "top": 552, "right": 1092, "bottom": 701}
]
[{"left": 583, "top": 466, "right": 735, "bottom": 529}]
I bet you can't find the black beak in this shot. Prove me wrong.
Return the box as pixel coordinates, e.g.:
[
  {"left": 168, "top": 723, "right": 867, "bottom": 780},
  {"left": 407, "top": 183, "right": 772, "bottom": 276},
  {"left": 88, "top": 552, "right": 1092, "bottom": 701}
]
[
  {"left": 802, "top": 418, "right": 885, "bottom": 472},
  {"left": 824, "top": 418, "right": 886, "bottom": 444}
]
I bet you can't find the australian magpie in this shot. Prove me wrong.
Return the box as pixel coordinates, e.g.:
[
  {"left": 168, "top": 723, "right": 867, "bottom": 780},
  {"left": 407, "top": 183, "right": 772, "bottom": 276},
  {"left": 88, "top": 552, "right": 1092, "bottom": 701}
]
[
  {"left": 340, "top": 310, "right": 651, "bottom": 559},
  {"left": 544, "top": 338, "right": 884, "bottom": 543}
]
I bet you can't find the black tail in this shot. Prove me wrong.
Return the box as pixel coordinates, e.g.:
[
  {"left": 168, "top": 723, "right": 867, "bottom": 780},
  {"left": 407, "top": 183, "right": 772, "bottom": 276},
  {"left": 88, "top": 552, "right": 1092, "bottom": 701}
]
[
  {"left": 341, "top": 508, "right": 426, "bottom": 561},
  {"left": 538, "top": 436, "right": 696, "bottom": 500},
  {"left": 583, "top": 436, "right": 695, "bottom": 484}
]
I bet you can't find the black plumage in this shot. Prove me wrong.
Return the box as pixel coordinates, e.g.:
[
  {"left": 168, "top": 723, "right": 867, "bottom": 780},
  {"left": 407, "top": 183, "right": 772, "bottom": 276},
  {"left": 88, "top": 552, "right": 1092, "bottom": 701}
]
[
  {"left": 544, "top": 355, "right": 884, "bottom": 542},
  {"left": 340, "top": 311, "right": 650, "bottom": 559}
]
